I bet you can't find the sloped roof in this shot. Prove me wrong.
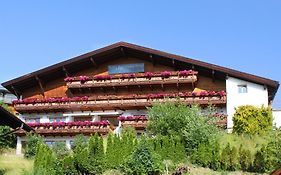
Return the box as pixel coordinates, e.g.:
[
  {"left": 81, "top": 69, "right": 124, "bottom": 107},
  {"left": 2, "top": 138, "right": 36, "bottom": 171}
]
[
  {"left": 0, "top": 106, "right": 33, "bottom": 132},
  {"left": 1, "top": 42, "right": 279, "bottom": 101}
]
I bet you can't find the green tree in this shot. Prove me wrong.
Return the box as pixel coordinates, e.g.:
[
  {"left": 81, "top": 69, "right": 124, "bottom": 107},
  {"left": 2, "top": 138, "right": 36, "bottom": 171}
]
[
  {"left": 88, "top": 133, "right": 106, "bottom": 174},
  {"left": 233, "top": 105, "right": 272, "bottom": 135},
  {"left": 24, "top": 134, "right": 44, "bottom": 158},
  {"left": 122, "top": 140, "right": 163, "bottom": 175},
  {"left": 52, "top": 142, "right": 70, "bottom": 159},
  {"left": 147, "top": 102, "right": 219, "bottom": 154},
  {"left": 33, "top": 144, "right": 56, "bottom": 175},
  {"left": 0, "top": 101, "right": 16, "bottom": 152}
]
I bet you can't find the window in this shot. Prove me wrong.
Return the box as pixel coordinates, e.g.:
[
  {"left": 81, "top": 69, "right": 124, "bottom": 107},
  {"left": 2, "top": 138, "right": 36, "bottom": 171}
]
[
  {"left": 238, "top": 85, "right": 248, "bottom": 93},
  {"left": 25, "top": 118, "right": 40, "bottom": 123},
  {"left": 108, "top": 63, "right": 144, "bottom": 74},
  {"left": 73, "top": 116, "right": 92, "bottom": 122},
  {"left": 49, "top": 117, "right": 66, "bottom": 123},
  {"left": 101, "top": 116, "right": 119, "bottom": 126}
]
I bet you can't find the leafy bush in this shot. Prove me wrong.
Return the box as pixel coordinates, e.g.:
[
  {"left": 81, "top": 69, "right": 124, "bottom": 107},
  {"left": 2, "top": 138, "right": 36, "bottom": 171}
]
[
  {"left": 24, "top": 134, "right": 43, "bottom": 158},
  {"left": 252, "top": 129, "right": 281, "bottom": 173},
  {"left": 33, "top": 144, "right": 56, "bottom": 175},
  {"left": 0, "top": 126, "right": 16, "bottom": 152},
  {"left": 71, "top": 134, "right": 88, "bottom": 150},
  {"left": 122, "top": 140, "right": 163, "bottom": 175},
  {"left": 233, "top": 105, "right": 272, "bottom": 135},
  {"left": 88, "top": 133, "right": 106, "bottom": 174},
  {"left": 102, "top": 169, "right": 124, "bottom": 175},
  {"left": 0, "top": 169, "right": 5, "bottom": 175},
  {"left": 51, "top": 142, "right": 69, "bottom": 159},
  {"left": 147, "top": 102, "right": 219, "bottom": 154},
  {"left": 238, "top": 145, "right": 252, "bottom": 171}
]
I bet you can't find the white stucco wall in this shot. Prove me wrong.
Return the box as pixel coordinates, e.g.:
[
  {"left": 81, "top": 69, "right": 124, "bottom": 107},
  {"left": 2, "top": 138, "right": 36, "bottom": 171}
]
[
  {"left": 226, "top": 77, "right": 269, "bottom": 130},
  {"left": 273, "top": 110, "right": 281, "bottom": 128}
]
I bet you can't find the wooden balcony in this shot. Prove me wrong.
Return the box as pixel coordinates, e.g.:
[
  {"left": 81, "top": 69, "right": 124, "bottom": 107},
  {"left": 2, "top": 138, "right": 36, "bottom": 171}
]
[
  {"left": 66, "top": 71, "right": 198, "bottom": 89},
  {"left": 14, "top": 93, "right": 226, "bottom": 113},
  {"left": 121, "top": 120, "right": 148, "bottom": 130},
  {"left": 15, "top": 123, "right": 112, "bottom": 136}
]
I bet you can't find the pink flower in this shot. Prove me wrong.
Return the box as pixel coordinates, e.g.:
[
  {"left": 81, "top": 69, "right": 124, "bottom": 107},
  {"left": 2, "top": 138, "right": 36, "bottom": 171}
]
[
  {"left": 179, "top": 70, "right": 193, "bottom": 76},
  {"left": 95, "top": 75, "right": 112, "bottom": 81},
  {"left": 161, "top": 71, "right": 172, "bottom": 78},
  {"left": 128, "top": 73, "right": 136, "bottom": 78},
  {"left": 199, "top": 91, "right": 209, "bottom": 97},
  {"left": 64, "top": 76, "right": 75, "bottom": 82},
  {"left": 217, "top": 91, "right": 226, "bottom": 97},
  {"left": 144, "top": 72, "right": 153, "bottom": 79}
]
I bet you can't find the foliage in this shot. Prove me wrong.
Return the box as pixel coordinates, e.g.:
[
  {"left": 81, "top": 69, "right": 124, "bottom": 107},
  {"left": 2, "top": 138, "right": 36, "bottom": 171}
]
[
  {"left": 60, "top": 155, "right": 78, "bottom": 175},
  {"left": 24, "top": 134, "right": 43, "bottom": 158},
  {"left": 0, "top": 101, "right": 16, "bottom": 152},
  {"left": 51, "top": 142, "right": 70, "bottom": 159},
  {"left": 0, "top": 169, "right": 5, "bottom": 175},
  {"left": 147, "top": 102, "right": 219, "bottom": 154},
  {"left": 238, "top": 145, "right": 252, "bottom": 171},
  {"left": 252, "top": 129, "right": 281, "bottom": 173},
  {"left": 0, "top": 101, "right": 9, "bottom": 110},
  {"left": 102, "top": 169, "right": 124, "bottom": 175},
  {"left": 71, "top": 134, "right": 88, "bottom": 150},
  {"left": 88, "top": 133, "right": 106, "bottom": 174},
  {"left": 33, "top": 144, "right": 56, "bottom": 175},
  {"left": 153, "top": 135, "right": 186, "bottom": 164},
  {"left": 0, "top": 126, "right": 16, "bottom": 152},
  {"left": 233, "top": 105, "right": 273, "bottom": 135},
  {"left": 122, "top": 140, "right": 163, "bottom": 175}
]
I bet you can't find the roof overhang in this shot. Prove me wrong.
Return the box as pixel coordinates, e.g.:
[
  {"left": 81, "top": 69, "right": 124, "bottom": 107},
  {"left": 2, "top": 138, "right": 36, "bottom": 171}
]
[
  {"left": 0, "top": 106, "right": 33, "bottom": 132},
  {"left": 1, "top": 42, "right": 279, "bottom": 101}
]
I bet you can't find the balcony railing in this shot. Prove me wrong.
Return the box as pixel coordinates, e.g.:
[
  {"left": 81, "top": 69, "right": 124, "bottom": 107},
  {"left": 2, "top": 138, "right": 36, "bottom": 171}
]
[
  {"left": 65, "top": 70, "right": 198, "bottom": 89},
  {"left": 15, "top": 121, "right": 112, "bottom": 136},
  {"left": 13, "top": 91, "right": 226, "bottom": 112},
  {"left": 118, "top": 116, "right": 148, "bottom": 130}
]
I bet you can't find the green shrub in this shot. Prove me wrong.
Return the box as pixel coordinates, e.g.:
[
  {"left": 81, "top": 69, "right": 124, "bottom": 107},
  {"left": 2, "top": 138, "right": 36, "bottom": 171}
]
[
  {"left": 51, "top": 142, "right": 69, "bottom": 159},
  {"left": 147, "top": 102, "right": 219, "bottom": 154},
  {"left": 33, "top": 144, "right": 56, "bottom": 175},
  {"left": 73, "top": 147, "right": 90, "bottom": 174},
  {"left": 0, "top": 126, "right": 16, "bottom": 152},
  {"left": 253, "top": 146, "right": 267, "bottom": 173},
  {"left": 122, "top": 140, "right": 163, "bottom": 175},
  {"left": 228, "top": 146, "right": 240, "bottom": 171},
  {"left": 220, "top": 143, "right": 231, "bottom": 171},
  {"left": 0, "top": 169, "right": 5, "bottom": 175},
  {"left": 190, "top": 143, "right": 211, "bottom": 167},
  {"left": 71, "top": 134, "right": 88, "bottom": 150},
  {"left": 102, "top": 169, "right": 124, "bottom": 175},
  {"left": 233, "top": 105, "right": 272, "bottom": 135},
  {"left": 238, "top": 145, "right": 252, "bottom": 171},
  {"left": 61, "top": 155, "right": 78, "bottom": 175},
  {"left": 88, "top": 133, "right": 106, "bottom": 174},
  {"left": 24, "top": 134, "right": 44, "bottom": 158}
]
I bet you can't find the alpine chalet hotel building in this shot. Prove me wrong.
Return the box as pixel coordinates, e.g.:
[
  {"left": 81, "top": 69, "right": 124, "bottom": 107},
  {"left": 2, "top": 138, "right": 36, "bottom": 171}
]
[{"left": 2, "top": 42, "right": 279, "bottom": 155}]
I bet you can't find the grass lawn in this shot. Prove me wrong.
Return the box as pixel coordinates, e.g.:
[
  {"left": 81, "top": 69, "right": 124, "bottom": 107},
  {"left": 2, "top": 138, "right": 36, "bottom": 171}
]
[{"left": 0, "top": 149, "right": 33, "bottom": 175}]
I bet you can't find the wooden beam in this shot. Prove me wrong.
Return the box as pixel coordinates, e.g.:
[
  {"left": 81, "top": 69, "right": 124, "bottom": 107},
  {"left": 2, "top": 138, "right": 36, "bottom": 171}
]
[
  {"left": 120, "top": 47, "right": 126, "bottom": 57},
  {"left": 35, "top": 76, "right": 45, "bottom": 97},
  {"left": 150, "top": 55, "right": 156, "bottom": 66},
  {"left": 90, "top": 57, "right": 98, "bottom": 67},
  {"left": 11, "top": 86, "right": 20, "bottom": 99},
  {"left": 212, "top": 70, "right": 215, "bottom": 82},
  {"left": 62, "top": 66, "right": 69, "bottom": 77}
]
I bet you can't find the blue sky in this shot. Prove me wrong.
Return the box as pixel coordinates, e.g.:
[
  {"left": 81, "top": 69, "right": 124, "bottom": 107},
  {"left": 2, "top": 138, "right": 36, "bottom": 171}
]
[{"left": 0, "top": 1, "right": 280, "bottom": 107}]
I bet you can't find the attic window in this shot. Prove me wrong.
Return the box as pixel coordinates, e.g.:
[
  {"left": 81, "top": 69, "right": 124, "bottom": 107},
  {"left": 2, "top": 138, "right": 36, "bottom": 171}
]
[
  {"left": 108, "top": 63, "right": 144, "bottom": 74},
  {"left": 238, "top": 85, "right": 248, "bottom": 93}
]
